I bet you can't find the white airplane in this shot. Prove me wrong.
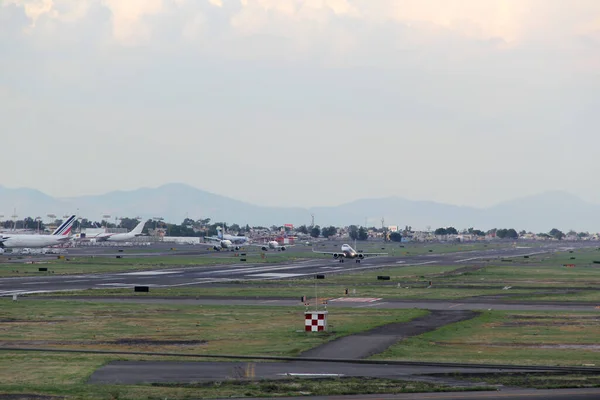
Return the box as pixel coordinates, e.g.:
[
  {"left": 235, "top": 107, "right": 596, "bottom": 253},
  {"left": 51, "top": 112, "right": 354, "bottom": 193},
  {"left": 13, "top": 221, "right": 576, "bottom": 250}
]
[
  {"left": 94, "top": 220, "right": 146, "bottom": 242},
  {"left": 199, "top": 238, "right": 242, "bottom": 251},
  {"left": 312, "top": 243, "right": 387, "bottom": 263},
  {"left": 0, "top": 215, "right": 76, "bottom": 249},
  {"left": 252, "top": 240, "right": 294, "bottom": 251},
  {"left": 204, "top": 227, "right": 249, "bottom": 245}
]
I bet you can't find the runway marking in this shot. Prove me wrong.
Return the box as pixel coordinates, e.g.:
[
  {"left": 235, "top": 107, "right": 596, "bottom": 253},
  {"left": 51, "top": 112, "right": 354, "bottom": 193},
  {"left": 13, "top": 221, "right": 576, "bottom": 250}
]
[
  {"left": 64, "top": 280, "right": 90, "bottom": 283},
  {"left": 455, "top": 257, "right": 485, "bottom": 263},
  {"left": 448, "top": 303, "right": 463, "bottom": 308},
  {"left": 395, "top": 261, "right": 406, "bottom": 264},
  {"left": 330, "top": 297, "right": 382, "bottom": 303},
  {"left": 278, "top": 373, "right": 345, "bottom": 377},
  {"left": 357, "top": 302, "right": 388, "bottom": 308},
  {"left": 246, "top": 273, "right": 306, "bottom": 278},
  {"left": 404, "top": 261, "right": 436, "bottom": 266},
  {"left": 119, "top": 270, "right": 183, "bottom": 276},
  {"left": 21, "top": 281, "right": 49, "bottom": 285}
]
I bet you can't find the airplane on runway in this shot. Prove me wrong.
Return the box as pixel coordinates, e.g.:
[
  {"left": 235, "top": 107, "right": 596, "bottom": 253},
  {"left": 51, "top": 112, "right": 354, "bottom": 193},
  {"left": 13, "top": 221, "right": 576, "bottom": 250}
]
[
  {"left": 204, "top": 226, "right": 249, "bottom": 245},
  {"left": 313, "top": 244, "right": 387, "bottom": 263},
  {"left": 198, "top": 238, "right": 243, "bottom": 251},
  {"left": 251, "top": 240, "right": 294, "bottom": 252},
  {"left": 0, "top": 215, "right": 76, "bottom": 249},
  {"left": 94, "top": 220, "right": 147, "bottom": 242}
]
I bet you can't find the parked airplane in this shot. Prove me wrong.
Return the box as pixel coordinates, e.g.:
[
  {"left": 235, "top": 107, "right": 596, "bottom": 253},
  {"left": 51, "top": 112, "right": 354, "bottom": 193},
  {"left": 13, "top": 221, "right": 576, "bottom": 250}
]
[
  {"left": 0, "top": 215, "right": 76, "bottom": 248},
  {"left": 252, "top": 240, "right": 294, "bottom": 251},
  {"left": 94, "top": 220, "right": 146, "bottom": 242},
  {"left": 312, "top": 243, "right": 387, "bottom": 263}
]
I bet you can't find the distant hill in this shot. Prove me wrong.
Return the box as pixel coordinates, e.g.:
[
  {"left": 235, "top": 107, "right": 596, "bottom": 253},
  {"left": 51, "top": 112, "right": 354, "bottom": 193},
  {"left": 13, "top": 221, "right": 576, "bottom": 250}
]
[{"left": 0, "top": 183, "right": 598, "bottom": 232}]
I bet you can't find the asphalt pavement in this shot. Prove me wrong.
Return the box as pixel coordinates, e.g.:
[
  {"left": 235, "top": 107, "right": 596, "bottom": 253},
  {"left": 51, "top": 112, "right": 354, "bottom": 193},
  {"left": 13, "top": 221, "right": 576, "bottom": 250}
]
[{"left": 0, "top": 241, "right": 581, "bottom": 297}]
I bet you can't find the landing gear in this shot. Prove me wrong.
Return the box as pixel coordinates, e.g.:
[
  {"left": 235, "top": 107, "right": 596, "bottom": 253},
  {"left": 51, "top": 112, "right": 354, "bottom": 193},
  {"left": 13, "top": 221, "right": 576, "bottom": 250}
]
[
  {"left": 338, "top": 258, "right": 345, "bottom": 263},
  {"left": 355, "top": 259, "right": 361, "bottom": 263}
]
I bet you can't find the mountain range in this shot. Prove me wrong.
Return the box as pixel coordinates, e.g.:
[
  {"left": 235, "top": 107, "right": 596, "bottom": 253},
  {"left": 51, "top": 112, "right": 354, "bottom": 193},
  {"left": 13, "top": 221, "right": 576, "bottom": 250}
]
[{"left": 0, "top": 183, "right": 597, "bottom": 232}]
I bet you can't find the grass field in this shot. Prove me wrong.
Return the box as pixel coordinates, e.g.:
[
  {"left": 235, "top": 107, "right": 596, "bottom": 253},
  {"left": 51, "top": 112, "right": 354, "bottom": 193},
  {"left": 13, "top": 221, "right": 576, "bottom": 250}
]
[
  {"left": 42, "top": 285, "right": 537, "bottom": 301},
  {"left": 0, "top": 299, "right": 427, "bottom": 356},
  {"left": 373, "top": 310, "right": 600, "bottom": 366},
  {"left": 0, "top": 299, "right": 430, "bottom": 398}
]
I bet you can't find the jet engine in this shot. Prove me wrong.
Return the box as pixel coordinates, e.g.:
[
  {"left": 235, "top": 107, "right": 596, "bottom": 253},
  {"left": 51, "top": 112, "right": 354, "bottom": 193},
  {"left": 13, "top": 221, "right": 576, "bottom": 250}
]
[
  {"left": 333, "top": 253, "right": 340, "bottom": 259},
  {"left": 234, "top": 246, "right": 240, "bottom": 251},
  {"left": 357, "top": 253, "right": 364, "bottom": 259},
  {"left": 280, "top": 246, "right": 286, "bottom": 251},
  {"left": 261, "top": 246, "right": 268, "bottom": 251},
  {"left": 213, "top": 246, "right": 221, "bottom": 251}
]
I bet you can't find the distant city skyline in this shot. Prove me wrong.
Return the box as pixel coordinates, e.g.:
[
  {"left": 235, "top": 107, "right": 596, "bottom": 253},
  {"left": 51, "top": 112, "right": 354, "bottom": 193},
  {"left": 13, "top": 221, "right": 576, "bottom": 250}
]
[{"left": 2, "top": 1, "right": 599, "bottom": 208}]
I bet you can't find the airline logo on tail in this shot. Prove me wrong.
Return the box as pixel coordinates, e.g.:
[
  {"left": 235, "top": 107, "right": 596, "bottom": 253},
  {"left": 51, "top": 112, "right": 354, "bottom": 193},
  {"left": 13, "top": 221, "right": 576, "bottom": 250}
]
[
  {"left": 217, "top": 227, "right": 223, "bottom": 240},
  {"left": 52, "top": 215, "right": 77, "bottom": 236}
]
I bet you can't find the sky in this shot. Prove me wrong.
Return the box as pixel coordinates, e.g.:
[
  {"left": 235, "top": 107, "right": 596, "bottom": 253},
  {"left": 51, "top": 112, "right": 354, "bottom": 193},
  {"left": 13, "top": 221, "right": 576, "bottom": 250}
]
[{"left": 1, "top": 0, "right": 599, "bottom": 208}]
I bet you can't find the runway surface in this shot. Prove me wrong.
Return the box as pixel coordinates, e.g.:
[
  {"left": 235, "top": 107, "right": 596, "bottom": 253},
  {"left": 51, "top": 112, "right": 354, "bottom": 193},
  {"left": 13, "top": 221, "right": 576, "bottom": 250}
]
[
  {"left": 237, "top": 388, "right": 600, "bottom": 400},
  {"left": 89, "top": 359, "right": 537, "bottom": 385},
  {"left": 0, "top": 241, "right": 581, "bottom": 297}
]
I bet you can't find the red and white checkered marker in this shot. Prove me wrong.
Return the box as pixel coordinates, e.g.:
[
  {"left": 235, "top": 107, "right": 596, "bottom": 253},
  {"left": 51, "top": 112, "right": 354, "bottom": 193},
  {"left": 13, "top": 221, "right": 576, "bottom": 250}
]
[{"left": 305, "top": 311, "right": 328, "bottom": 332}]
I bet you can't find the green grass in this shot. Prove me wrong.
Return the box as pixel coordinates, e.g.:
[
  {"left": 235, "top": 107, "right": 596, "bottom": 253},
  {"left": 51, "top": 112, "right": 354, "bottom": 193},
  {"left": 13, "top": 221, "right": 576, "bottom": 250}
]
[
  {"left": 0, "top": 299, "right": 433, "bottom": 399},
  {"left": 373, "top": 310, "right": 600, "bottom": 366},
  {"left": 457, "top": 373, "right": 600, "bottom": 389},
  {"left": 0, "top": 299, "right": 427, "bottom": 356},
  {"left": 36, "top": 285, "right": 537, "bottom": 301},
  {"left": 0, "top": 375, "right": 494, "bottom": 399}
]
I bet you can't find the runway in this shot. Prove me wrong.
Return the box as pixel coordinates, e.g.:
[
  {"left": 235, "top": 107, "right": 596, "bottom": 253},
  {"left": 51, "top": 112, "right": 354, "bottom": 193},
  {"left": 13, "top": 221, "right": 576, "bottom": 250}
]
[{"left": 0, "top": 241, "right": 580, "bottom": 297}]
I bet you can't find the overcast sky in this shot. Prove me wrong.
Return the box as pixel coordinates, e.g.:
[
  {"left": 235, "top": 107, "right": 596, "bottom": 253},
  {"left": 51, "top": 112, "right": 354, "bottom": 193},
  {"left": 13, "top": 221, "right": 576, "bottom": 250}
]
[{"left": 1, "top": 0, "right": 599, "bottom": 208}]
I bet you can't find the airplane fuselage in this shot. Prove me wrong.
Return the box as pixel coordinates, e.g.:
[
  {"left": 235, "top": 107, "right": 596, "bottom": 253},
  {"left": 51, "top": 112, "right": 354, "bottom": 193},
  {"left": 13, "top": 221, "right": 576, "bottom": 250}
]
[
  {"left": 0, "top": 235, "right": 70, "bottom": 248},
  {"left": 260, "top": 241, "right": 287, "bottom": 251}
]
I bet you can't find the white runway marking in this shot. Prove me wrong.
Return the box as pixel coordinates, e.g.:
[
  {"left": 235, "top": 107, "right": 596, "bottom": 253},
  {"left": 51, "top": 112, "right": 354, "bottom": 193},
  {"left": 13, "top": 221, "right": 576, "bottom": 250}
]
[
  {"left": 119, "top": 270, "right": 183, "bottom": 276},
  {"left": 279, "top": 373, "right": 345, "bottom": 377},
  {"left": 246, "top": 273, "right": 306, "bottom": 278},
  {"left": 330, "top": 297, "right": 382, "bottom": 303},
  {"left": 64, "top": 280, "right": 90, "bottom": 283},
  {"left": 21, "top": 281, "right": 49, "bottom": 285},
  {"left": 455, "top": 257, "right": 485, "bottom": 263},
  {"left": 357, "top": 302, "right": 388, "bottom": 308},
  {"left": 404, "top": 261, "right": 436, "bottom": 266}
]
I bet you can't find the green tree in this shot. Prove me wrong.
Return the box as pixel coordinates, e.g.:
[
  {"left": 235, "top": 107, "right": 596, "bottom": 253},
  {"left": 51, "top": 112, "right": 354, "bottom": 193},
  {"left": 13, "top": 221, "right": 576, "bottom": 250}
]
[
  {"left": 506, "top": 229, "right": 518, "bottom": 239},
  {"left": 321, "top": 226, "right": 337, "bottom": 238},
  {"left": 348, "top": 225, "right": 359, "bottom": 240},
  {"left": 310, "top": 225, "right": 321, "bottom": 238},
  {"left": 496, "top": 229, "right": 508, "bottom": 239},
  {"left": 389, "top": 232, "right": 403, "bottom": 242},
  {"left": 434, "top": 227, "right": 447, "bottom": 236},
  {"left": 446, "top": 227, "right": 458, "bottom": 235},
  {"left": 296, "top": 225, "right": 309, "bottom": 234},
  {"left": 358, "top": 226, "right": 368, "bottom": 240},
  {"left": 549, "top": 228, "right": 565, "bottom": 240}
]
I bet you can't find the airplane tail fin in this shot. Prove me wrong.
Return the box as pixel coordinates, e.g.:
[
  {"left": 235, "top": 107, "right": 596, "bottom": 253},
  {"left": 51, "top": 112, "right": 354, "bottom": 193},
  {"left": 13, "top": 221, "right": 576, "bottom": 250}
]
[
  {"left": 217, "top": 226, "right": 223, "bottom": 240},
  {"left": 52, "top": 215, "right": 76, "bottom": 236},
  {"left": 131, "top": 220, "right": 146, "bottom": 236}
]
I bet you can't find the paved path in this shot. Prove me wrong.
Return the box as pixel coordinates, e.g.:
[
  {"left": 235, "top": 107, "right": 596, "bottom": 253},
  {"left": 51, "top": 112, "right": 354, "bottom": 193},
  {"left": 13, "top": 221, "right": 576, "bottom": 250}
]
[{"left": 299, "top": 310, "right": 477, "bottom": 359}]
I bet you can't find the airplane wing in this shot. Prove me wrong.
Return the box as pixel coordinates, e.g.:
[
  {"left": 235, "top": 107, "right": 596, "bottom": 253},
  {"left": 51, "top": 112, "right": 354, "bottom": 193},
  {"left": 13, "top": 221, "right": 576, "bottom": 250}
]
[
  {"left": 359, "top": 252, "right": 388, "bottom": 257},
  {"left": 312, "top": 248, "right": 387, "bottom": 256},
  {"left": 312, "top": 248, "right": 340, "bottom": 255},
  {"left": 203, "top": 236, "right": 220, "bottom": 242}
]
